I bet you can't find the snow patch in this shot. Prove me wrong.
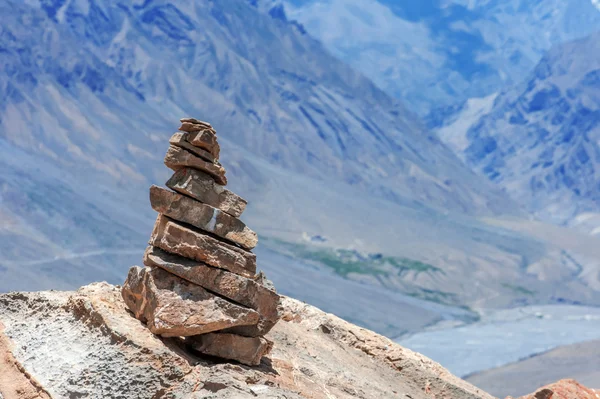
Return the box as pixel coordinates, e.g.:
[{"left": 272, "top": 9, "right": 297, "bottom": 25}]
[{"left": 436, "top": 93, "right": 498, "bottom": 155}]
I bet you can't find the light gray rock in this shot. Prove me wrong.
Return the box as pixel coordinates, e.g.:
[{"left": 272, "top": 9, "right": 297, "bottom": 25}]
[
  {"left": 144, "top": 246, "right": 281, "bottom": 336},
  {"left": 164, "top": 145, "right": 226, "bottom": 185},
  {"left": 149, "top": 215, "right": 257, "bottom": 278},
  {"left": 187, "top": 333, "right": 273, "bottom": 367},
  {"left": 149, "top": 185, "right": 257, "bottom": 249},
  {"left": 169, "top": 132, "right": 217, "bottom": 163},
  {"left": 166, "top": 167, "right": 247, "bottom": 218},
  {"left": 121, "top": 265, "right": 259, "bottom": 337}
]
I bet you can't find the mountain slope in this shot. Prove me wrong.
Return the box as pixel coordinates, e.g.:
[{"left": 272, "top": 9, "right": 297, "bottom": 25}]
[
  {"left": 453, "top": 32, "right": 600, "bottom": 224},
  {"left": 276, "top": 0, "right": 600, "bottom": 114},
  {"left": 1, "top": 0, "right": 600, "bottom": 331},
  {"left": 0, "top": 0, "right": 515, "bottom": 217}
]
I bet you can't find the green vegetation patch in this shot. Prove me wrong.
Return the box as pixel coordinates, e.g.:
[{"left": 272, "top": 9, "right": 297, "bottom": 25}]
[{"left": 266, "top": 238, "right": 442, "bottom": 278}]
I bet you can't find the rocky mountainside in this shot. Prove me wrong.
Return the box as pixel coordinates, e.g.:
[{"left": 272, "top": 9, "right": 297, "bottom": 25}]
[
  {"left": 0, "top": 0, "right": 528, "bottom": 295},
  {"left": 439, "top": 32, "right": 600, "bottom": 225},
  {"left": 5, "top": 0, "right": 597, "bottom": 326},
  {"left": 0, "top": 283, "right": 495, "bottom": 399},
  {"left": 273, "top": 0, "right": 600, "bottom": 115}
]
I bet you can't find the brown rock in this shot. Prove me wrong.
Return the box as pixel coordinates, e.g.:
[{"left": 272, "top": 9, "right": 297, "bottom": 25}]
[
  {"left": 149, "top": 186, "right": 257, "bottom": 250},
  {"left": 515, "top": 380, "right": 598, "bottom": 399},
  {"left": 149, "top": 215, "right": 257, "bottom": 278},
  {"left": 121, "top": 266, "right": 259, "bottom": 338},
  {"left": 169, "top": 132, "right": 217, "bottom": 163},
  {"left": 180, "top": 118, "right": 212, "bottom": 129},
  {"left": 187, "top": 333, "right": 273, "bottom": 366},
  {"left": 179, "top": 122, "right": 217, "bottom": 136},
  {"left": 166, "top": 168, "right": 247, "bottom": 218},
  {"left": 186, "top": 129, "right": 220, "bottom": 159},
  {"left": 164, "top": 145, "right": 226, "bottom": 185},
  {"left": 144, "top": 246, "right": 281, "bottom": 336}
]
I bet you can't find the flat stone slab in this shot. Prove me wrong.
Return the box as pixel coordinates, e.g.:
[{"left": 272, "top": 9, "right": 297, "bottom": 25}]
[
  {"left": 169, "top": 132, "right": 217, "bottom": 163},
  {"left": 187, "top": 333, "right": 273, "bottom": 366},
  {"left": 167, "top": 167, "right": 247, "bottom": 218},
  {"left": 164, "top": 145, "right": 226, "bottom": 185},
  {"left": 121, "top": 266, "right": 259, "bottom": 338},
  {"left": 149, "top": 215, "right": 257, "bottom": 278},
  {"left": 144, "top": 246, "right": 281, "bottom": 336},
  {"left": 150, "top": 186, "right": 257, "bottom": 249},
  {"left": 180, "top": 118, "right": 212, "bottom": 129},
  {"left": 179, "top": 122, "right": 216, "bottom": 135}
]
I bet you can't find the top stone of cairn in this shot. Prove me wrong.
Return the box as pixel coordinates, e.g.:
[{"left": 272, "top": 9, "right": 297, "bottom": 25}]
[{"left": 179, "top": 118, "right": 216, "bottom": 135}]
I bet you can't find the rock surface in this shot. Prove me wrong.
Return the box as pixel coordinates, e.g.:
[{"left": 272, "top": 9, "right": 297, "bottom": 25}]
[
  {"left": 0, "top": 283, "right": 499, "bottom": 399},
  {"left": 149, "top": 215, "right": 257, "bottom": 278},
  {"left": 164, "top": 145, "right": 226, "bottom": 185},
  {"left": 169, "top": 132, "right": 217, "bottom": 163},
  {"left": 166, "top": 167, "right": 247, "bottom": 218},
  {"left": 187, "top": 333, "right": 273, "bottom": 366},
  {"left": 515, "top": 380, "right": 598, "bottom": 399},
  {"left": 121, "top": 266, "right": 259, "bottom": 337},
  {"left": 149, "top": 185, "right": 258, "bottom": 249},
  {"left": 144, "top": 246, "right": 281, "bottom": 336}
]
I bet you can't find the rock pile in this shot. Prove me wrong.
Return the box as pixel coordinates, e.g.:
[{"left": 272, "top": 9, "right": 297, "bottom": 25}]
[{"left": 121, "top": 118, "right": 281, "bottom": 366}]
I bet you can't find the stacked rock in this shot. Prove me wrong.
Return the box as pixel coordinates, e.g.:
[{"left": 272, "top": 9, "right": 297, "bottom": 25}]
[{"left": 121, "top": 118, "right": 281, "bottom": 366}]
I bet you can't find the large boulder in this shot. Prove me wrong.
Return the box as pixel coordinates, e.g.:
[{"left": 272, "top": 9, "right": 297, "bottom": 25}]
[
  {"left": 121, "top": 266, "right": 259, "bottom": 337},
  {"left": 187, "top": 333, "right": 273, "bottom": 366},
  {"left": 144, "top": 246, "right": 281, "bottom": 336}
]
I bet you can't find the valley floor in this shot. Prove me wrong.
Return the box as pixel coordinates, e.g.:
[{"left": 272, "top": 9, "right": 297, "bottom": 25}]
[{"left": 398, "top": 305, "right": 600, "bottom": 396}]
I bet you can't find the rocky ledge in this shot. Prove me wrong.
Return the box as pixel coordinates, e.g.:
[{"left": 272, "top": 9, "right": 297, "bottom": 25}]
[
  {"left": 0, "top": 284, "right": 596, "bottom": 399},
  {"left": 0, "top": 283, "right": 488, "bottom": 399}
]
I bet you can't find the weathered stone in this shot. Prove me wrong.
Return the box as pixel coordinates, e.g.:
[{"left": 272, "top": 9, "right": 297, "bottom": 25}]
[
  {"left": 167, "top": 168, "right": 247, "bottom": 218},
  {"left": 180, "top": 118, "right": 212, "bottom": 129},
  {"left": 186, "top": 129, "right": 220, "bottom": 159},
  {"left": 169, "top": 132, "right": 217, "bottom": 163},
  {"left": 149, "top": 186, "right": 257, "bottom": 250},
  {"left": 149, "top": 215, "right": 257, "bottom": 278},
  {"left": 164, "top": 145, "right": 226, "bottom": 185},
  {"left": 144, "top": 246, "right": 281, "bottom": 336},
  {"left": 121, "top": 266, "right": 259, "bottom": 338},
  {"left": 187, "top": 333, "right": 273, "bottom": 366},
  {"left": 179, "top": 122, "right": 217, "bottom": 136}
]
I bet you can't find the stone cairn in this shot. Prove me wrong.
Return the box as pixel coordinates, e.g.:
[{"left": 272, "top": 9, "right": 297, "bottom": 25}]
[{"left": 122, "top": 118, "right": 281, "bottom": 366}]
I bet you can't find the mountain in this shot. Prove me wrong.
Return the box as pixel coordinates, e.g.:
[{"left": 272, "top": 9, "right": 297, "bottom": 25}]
[
  {"left": 437, "top": 32, "right": 600, "bottom": 226},
  {"left": 275, "top": 0, "right": 600, "bottom": 115},
  {"left": 1, "top": 0, "right": 600, "bottom": 336}
]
